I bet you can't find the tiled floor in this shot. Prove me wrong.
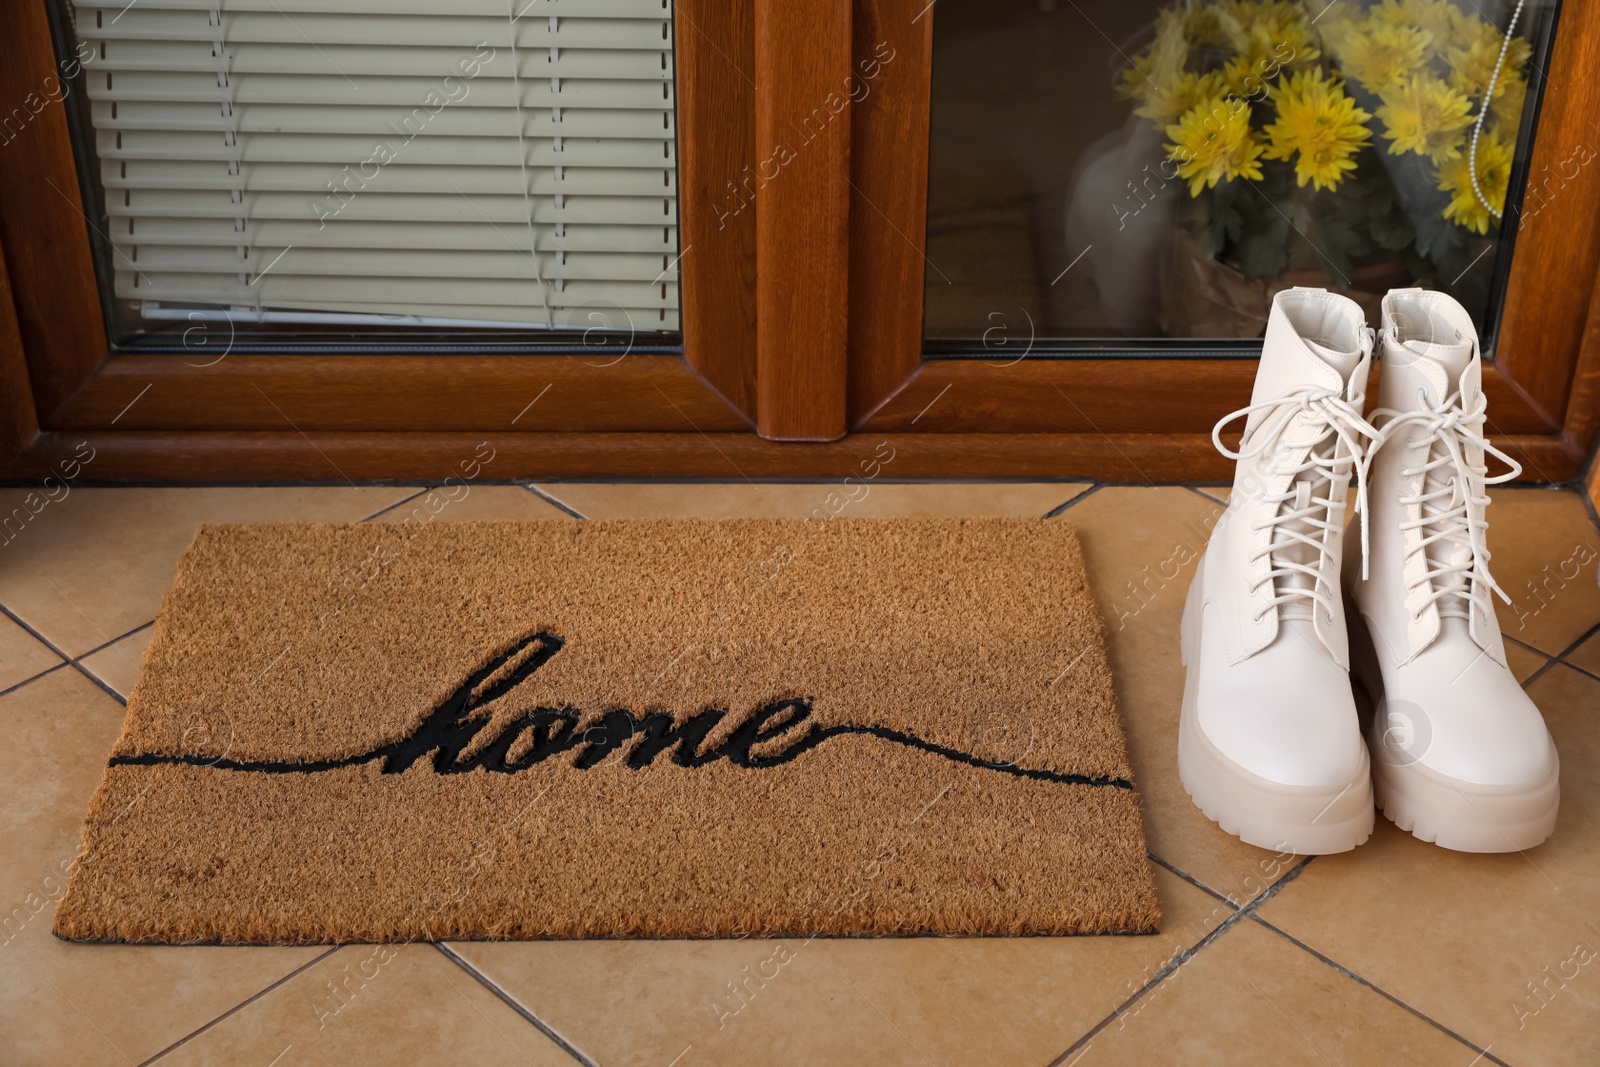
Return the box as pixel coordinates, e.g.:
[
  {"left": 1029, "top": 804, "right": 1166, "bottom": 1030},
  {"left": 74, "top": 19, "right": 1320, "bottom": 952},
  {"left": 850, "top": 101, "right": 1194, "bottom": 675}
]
[{"left": 2, "top": 480, "right": 1597, "bottom": 1066}]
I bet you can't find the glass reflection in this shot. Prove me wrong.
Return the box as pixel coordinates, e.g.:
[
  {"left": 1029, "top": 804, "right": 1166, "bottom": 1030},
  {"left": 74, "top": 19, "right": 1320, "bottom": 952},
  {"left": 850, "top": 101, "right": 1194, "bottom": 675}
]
[{"left": 923, "top": 0, "right": 1557, "bottom": 348}]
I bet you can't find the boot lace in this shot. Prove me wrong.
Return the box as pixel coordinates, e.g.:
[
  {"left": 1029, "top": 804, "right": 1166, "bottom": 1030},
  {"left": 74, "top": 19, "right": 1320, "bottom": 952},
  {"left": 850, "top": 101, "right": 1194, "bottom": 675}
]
[
  {"left": 1369, "top": 387, "right": 1520, "bottom": 620},
  {"left": 1212, "top": 388, "right": 1381, "bottom": 623}
]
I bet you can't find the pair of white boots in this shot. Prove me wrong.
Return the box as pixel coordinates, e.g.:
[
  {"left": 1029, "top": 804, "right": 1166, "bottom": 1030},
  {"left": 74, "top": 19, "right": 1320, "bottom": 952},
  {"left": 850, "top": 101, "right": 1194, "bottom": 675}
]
[{"left": 1180, "top": 287, "right": 1559, "bottom": 855}]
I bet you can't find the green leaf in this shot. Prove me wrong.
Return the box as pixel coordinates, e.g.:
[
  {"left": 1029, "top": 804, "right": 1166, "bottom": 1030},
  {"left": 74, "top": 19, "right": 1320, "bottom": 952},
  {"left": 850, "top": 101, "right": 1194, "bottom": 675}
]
[{"left": 1235, "top": 210, "right": 1291, "bottom": 280}]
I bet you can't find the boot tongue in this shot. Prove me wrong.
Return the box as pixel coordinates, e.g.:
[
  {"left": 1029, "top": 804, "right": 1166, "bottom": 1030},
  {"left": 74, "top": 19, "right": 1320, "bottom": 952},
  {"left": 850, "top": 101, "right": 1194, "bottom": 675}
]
[
  {"left": 1390, "top": 340, "right": 1473, "bottom": 408},
  {"left": 1278, "top": 480, "right": 1318, "bottom": 621},
  {"left": 1305, "top": 338, "right": 1361, "bottom": 382},
  {"left": 1275, "top": 340, "right": 1359, "bottom": 623},
  {"left": 1387, "top": 338, "right": 1477, "bottom": 619}
]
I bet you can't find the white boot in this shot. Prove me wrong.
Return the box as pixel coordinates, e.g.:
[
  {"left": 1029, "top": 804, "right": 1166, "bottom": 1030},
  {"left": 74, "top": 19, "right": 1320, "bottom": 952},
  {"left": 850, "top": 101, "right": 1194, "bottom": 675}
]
[
  {"left": 1350, "top": 289, "right": 1559, "bottom": 852},
  {"left": 1180, "top": 288, "right": 1380, "bottom": 854}
]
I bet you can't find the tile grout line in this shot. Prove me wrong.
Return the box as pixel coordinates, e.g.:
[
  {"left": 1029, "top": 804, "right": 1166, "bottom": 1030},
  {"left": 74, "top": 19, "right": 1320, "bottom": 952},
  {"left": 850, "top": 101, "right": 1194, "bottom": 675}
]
[
  {"left": 0, "top": 601, "right": 128, "bottom": 706},
  {"left": 433, "top": 943, "right": 601, "bottom": 1067},
  {"left": 1561, "top": 657, "right": 1600, "bottom": 684},
  {"left": 522, "top": 483, "right": 590, "bottom": 520},
  {"left": 1144, "top": 853, "right": 1245, "bottom": 910},
  {"left": 1044, "top": 857, "right": 1315, "bottom": 1066},
  {"left": 1247, "top": 914, "right": 1514, "bottom": 1067},
  {"left": 1185, "top": 485, "right": 1229, "bottom": 506},
  {"left": 75, "top": 619, "right": 155, "bottom": 662},
  {"left": 0, "top": 660, "right": 71, "bottom": 699},
  {"left": 357, "top": 486, "right": 435, "bottom": 523},
  {"left": 1522, "top": 619, "right": 1600, "bottom": 688},
  {"left": 1044, "top": 482, "right": 1106, "bottom": 518},
  {"left": 1550, "top": 618, "right": 1600, "bottom": 663},
  {"left": 137, "top": 947, "right": 342, "bottom": 1066},
  {"left": 1501, "top": 632, "right": 1550, "bottom": 658}
]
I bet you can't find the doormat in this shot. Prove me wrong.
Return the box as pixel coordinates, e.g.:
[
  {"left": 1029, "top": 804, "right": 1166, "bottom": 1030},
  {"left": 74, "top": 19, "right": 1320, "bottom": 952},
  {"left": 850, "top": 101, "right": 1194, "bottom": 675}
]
[{"left": 55, "top": 518, "right": 1158, "bottom": 944}]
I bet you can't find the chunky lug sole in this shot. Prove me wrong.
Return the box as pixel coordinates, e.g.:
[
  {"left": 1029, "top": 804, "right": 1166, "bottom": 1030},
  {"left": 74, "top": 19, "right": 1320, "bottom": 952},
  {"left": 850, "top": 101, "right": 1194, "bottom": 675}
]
[
  {"left": 1367, "top": 748, "right": 1560, "bottom": 853},
  {"left": 1178, "top": 559, "right": 1374, "bottom": 855}
]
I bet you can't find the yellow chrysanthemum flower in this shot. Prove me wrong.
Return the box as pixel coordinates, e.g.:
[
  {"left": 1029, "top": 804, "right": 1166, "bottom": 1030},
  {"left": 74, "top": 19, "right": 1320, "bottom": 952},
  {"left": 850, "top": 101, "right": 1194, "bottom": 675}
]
[
  {"left": 1182, "top": 4, "right": 1231, "bottom": 48},
  {"left": 1136, "top": 69, "right": 1229, "bottom": 123},
  {"left": 1263, "top": 69, "right": 1373, "bottom": 190},
  {"left": 1371, "top": 0, "right": 1458, "bottom": 44},
  {"left": 1166, "top": 97, "right": 1267, "bottom": 197},
  {"left": 1377, "top": 74, "right": 1475, "bottom": 163},
  {"left": 1220, "top": 55, "right": 1269, "bottom": 99},
  {"left": 1438, "top": 128, "right": 1513, "bottom": 233},
  {"left": 1224, "top": 10, "right": 1319, "bottom": 78},
  {"left": 1447, "top": 28, "right": 1532, "bottom": 104},
  {"left": 1314, "top": 3, "right": 1364, "bottom": 55},
  {"left": 1490, "top": 72, "right": 1527, "bottom": 127},
  {"left": 1115, "top": 18, "right": 1190, "bottom": 103},
  {"left": 1335, "top": 23, "right": 1434, "bottom": 89}
]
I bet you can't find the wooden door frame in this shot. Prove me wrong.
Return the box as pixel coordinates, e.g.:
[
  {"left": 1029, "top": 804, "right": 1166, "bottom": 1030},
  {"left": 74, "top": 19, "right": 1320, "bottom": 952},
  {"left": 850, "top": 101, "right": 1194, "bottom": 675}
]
[{"left": 3, "top": 0, "right": 1599, "bottom": 483}]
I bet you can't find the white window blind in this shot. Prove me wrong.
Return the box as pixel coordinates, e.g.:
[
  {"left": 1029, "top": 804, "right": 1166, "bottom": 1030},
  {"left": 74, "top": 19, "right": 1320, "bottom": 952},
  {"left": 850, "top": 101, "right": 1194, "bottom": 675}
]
[{"left": 71, "top": 0, "right": 681, "bottom": 332}]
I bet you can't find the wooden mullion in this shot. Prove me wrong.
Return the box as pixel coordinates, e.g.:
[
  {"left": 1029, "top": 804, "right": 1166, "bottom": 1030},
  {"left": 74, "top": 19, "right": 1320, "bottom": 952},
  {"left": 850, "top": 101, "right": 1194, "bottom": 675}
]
[
  {"left": 752, "top": 0, "right": 851, "bottom": 441},
  {"left": 675, "top": 0, "right": 759, "bottom": 425}
]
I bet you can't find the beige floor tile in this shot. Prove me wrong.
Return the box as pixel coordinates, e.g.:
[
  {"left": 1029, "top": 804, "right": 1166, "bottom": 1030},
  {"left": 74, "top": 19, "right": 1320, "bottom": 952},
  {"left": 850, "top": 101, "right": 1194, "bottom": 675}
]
[
  {"left": 1074, "top": 919, "right": 1477, "bottom": 1066},
  {"left": 0, "top": 487, "right": 417, "bottom": 658},
  {"left": 453, "top": 867, "right": 1230, "bottom": 1067},
  {"left": 0, "top": 669, "right": 322, "bottom": 1066},
  {"left": 158, "top": 945, "right": 574, "bottom": 1067},
  {"left": 533, "top": 481, "right": 1092, "bottom": 520},
  {"left": 1504, "top": 639, "right": 1552, "bottom": 684},
  {"left": 0, "top": 613, "right": 62, "bottom": 692},
  {"left": 1489, "top": 488, "right": 1600, "bottom": 656},
  {"left": 1256, "top": 664, "right": 1600, "bottom": 1066},
  {"left": 368, "top": 485, "right": 572, "bottom": 524},
  {"left": 1564, "top": 629, "right": 1600, "bottom": 679},
  {"left": 77, "top": 625, "right": 154, "bottom": 701},
  {"left": 1062, "top": 488, "right": 1303, "bottom": 899}
]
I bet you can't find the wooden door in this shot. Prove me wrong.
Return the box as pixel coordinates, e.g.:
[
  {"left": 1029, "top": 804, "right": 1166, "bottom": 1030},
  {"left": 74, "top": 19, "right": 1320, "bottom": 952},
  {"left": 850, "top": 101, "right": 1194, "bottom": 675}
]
[
  {"left": 844, "top": 0, "right": 1600, "bottom": 482},
  {"left": 3, "top": 0, "right": 1599, "bottom": 482}
]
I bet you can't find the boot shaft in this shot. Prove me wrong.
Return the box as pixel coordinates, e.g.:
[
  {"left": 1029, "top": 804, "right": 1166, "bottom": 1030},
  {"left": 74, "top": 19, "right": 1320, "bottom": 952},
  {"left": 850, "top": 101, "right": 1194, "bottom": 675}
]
[
  {"left": 1208, "top": 288, "right": 1375, "bottom": 667},
  {"left": 1354, "top": 289, "right": 1511, "bottom": 666}
]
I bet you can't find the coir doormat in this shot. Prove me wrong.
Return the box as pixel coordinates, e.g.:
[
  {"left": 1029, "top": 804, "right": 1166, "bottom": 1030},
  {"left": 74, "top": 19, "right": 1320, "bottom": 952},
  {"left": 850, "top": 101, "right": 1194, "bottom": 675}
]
[{"left": 56, "top": 518, "right": 1158, "bottom": 944}]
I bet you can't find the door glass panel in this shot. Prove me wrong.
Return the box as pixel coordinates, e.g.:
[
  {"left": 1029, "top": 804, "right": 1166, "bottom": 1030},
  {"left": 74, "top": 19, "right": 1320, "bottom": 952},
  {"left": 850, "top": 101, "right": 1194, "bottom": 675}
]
[
  {"left": 52, "top": 0, "right": 681, "bottom": 349},
  {"left": 923, "top": 0, "right": 1559, "bottom": 353}
]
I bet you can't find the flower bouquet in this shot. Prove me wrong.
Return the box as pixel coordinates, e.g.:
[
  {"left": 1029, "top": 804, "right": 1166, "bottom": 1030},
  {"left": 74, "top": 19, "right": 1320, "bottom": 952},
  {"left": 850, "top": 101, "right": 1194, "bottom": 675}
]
[{"left": 1116, "top": 0, "right": 1532, "bottom": 335}]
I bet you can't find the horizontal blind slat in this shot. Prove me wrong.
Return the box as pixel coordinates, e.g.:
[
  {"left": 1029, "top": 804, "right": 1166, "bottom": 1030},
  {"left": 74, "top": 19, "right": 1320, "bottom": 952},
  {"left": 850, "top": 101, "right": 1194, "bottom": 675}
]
[
  {"left": 98, "top": 130, "right": 676, "bottom": 167},
  {"left": 110, "top": 190, "right": 676, "bottom": 226},
  {"left": 123, "top": 246, "right": 678, "bottom": 282},
  {"left": 109, "top": 218, "right": 676, "bottom": 253},
  {"left": 103, "top": 161, "right": 672, "bottom": 197},
  {"left": 91, "top": 101, "right": 677, "bottom": 140},
  {"left": 138, "top": 297, "right": 678, "bottom": 330},
  {"left": 78, "top": 11, "right": 671, "bottom": 50},
  {"left": 88, "top": 72, "right": 673, "bottom": 109},
  {"left": 83, "top": 43, "right": 670, "bottom": 79},
  {"left": 104, "top": 160, "right": 675, "bottom": 196},
  {"left": 81, "top": 0, "right": 668, "bottom": 16},
  {"left": 115, "top": 272, "right": 675, "bottom": 309}
]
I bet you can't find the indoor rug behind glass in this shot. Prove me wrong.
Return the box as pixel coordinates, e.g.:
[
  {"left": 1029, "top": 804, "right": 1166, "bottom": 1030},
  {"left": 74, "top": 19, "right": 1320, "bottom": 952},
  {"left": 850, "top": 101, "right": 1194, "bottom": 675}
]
[{"left": 55, "top": 518, "right": 1158, "bottom": 944}]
